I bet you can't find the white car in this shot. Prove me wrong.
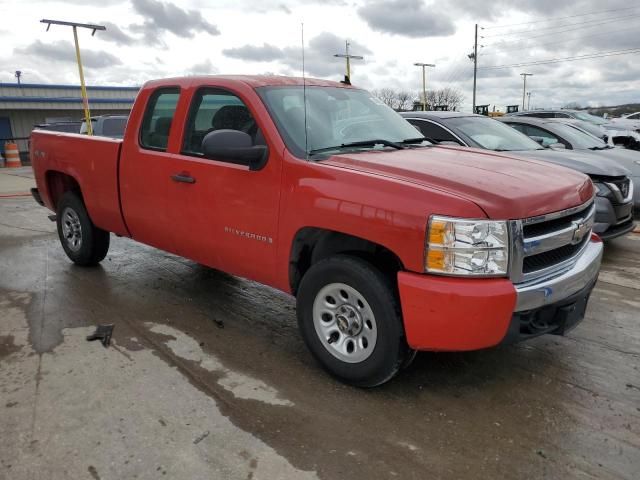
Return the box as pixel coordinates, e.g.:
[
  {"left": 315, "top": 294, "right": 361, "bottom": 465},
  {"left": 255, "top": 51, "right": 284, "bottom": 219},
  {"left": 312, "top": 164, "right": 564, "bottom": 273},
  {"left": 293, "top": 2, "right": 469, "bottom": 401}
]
[{"left": 609, "top": 112, "right": 640, "bottom": 132}]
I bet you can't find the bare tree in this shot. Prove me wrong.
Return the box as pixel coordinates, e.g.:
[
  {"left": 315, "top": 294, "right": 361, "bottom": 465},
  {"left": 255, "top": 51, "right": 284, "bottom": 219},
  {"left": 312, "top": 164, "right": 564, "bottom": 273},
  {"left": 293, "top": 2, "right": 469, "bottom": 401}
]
[
  {"left": 395, "top": 90, "right": 414, "bottom": 111},
  {"left": 372, "top": 88, "right": 398, "bottom": 108},
  {"left": 426, "top": 87, "right": 464, "bottom": 111}
]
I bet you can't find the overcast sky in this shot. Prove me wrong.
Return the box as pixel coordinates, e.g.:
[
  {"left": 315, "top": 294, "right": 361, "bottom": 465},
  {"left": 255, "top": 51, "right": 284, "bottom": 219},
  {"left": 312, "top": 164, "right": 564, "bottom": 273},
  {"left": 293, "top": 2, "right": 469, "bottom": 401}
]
[{"left": 0, "top": 0, "right": 638, "bottom": 112}]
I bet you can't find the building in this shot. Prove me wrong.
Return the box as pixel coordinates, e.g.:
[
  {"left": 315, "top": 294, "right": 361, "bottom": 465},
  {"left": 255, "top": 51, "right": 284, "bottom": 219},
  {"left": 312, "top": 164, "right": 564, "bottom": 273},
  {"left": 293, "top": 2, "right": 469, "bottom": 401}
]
[{"left": 0, "top": 83, "right": 139, "bottom": 161}]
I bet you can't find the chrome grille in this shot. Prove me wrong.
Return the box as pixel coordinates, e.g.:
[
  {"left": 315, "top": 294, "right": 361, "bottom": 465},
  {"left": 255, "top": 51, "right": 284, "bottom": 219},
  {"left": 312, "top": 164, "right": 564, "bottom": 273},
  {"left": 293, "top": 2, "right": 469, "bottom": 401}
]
[{"left": 509, "top": 199, "right": 595, "bottom": 285}]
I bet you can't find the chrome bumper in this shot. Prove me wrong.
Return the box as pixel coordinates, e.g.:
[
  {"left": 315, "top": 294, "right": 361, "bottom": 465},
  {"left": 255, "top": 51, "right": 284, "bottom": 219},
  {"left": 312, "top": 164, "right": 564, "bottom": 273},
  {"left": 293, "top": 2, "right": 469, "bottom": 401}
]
[{"left": 514, "top": 239, "right": 603, "bottom": 312}]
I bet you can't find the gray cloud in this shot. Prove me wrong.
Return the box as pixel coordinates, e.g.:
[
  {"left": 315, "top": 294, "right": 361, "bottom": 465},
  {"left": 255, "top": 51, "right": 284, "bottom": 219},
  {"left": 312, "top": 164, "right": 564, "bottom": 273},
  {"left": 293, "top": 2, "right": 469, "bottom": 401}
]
[
  {"left": 15, "top": 40, "right": 121, "bottom": 69},
  {"left": 223, "top": 43, "right": 285, "bottom": 62},
  {"left": 130, "top": 0, "right": 220, "bottom": 44},
  {"left": 358, "top": 0, "right": 455, "bottom": 38},
  {"left": 100, "top": 21, "right": 137, "bottom": 46},
  {"left": 188, "top": 59, "right": 218, "bottom": 75},
  {"left": 221, "top": 32, "right": 372, "bottom": 79}
]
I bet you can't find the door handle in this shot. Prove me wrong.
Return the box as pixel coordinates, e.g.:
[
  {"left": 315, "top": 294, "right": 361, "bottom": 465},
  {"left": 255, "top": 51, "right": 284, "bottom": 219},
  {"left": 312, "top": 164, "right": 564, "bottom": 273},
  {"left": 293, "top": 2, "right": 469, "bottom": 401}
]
[{"left": 171, "top": 173, "right": 196, "bottom": 184}]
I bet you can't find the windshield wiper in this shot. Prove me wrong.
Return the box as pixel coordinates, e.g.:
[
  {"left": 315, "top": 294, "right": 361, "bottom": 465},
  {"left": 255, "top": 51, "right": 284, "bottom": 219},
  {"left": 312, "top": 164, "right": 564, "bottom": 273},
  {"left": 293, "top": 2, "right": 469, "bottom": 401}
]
[
  {"left": 589, "top": 146, "right": 607, "bottom": 150},
  {"left": 308, "top": 139, "right": 405, "bottom": 156},
  {"left": 400, "top": 137, "right": 428, "bottom": 144}
]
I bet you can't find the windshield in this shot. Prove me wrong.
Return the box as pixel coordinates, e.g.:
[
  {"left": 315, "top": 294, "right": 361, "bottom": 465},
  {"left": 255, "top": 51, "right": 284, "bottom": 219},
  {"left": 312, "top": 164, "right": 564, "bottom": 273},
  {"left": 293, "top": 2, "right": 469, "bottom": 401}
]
[
  {"left": 258, "top": 86, "right": 423, "bottom": 157},
  {"left": 549, "top": 122, "right": 606, "bottom": 149},
  {"left": 446, "top": 116, "right": 543, "bottom": 151},
  {"left": 572, "top": 111, "right": 608, "bottom": 125}
]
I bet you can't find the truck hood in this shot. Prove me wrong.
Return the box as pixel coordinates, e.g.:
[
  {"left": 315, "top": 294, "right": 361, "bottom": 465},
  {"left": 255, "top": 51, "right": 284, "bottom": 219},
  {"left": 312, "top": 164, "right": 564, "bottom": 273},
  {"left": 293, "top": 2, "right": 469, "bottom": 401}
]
[
  {"left": 508, "top": 149, "right": 630, "bottom": 178},
  {"left": 324, "top": 146, "right": 593, "bottom": 219}
]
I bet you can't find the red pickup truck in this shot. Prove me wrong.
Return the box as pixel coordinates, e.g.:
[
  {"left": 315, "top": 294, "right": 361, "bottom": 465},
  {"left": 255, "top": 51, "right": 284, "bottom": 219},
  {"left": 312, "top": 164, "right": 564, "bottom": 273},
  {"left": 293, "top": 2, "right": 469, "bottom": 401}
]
[{"left": 30, "top": 76, "right": 603, "bottom": 386}]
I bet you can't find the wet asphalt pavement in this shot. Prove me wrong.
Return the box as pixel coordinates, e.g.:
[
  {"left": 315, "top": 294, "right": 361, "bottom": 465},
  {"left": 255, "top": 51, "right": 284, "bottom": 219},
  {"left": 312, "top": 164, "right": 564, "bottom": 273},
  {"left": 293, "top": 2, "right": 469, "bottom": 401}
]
[{"left": 1, "top": 171, "right": 639, "bottom": 479}]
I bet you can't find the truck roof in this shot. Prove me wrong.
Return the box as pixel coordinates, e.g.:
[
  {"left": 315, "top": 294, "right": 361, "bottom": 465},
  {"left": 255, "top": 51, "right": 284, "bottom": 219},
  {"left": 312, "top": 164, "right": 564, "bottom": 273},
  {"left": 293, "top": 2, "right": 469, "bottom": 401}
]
[{"left": 143, "top": 75, "right": 355, "bottom": 90}]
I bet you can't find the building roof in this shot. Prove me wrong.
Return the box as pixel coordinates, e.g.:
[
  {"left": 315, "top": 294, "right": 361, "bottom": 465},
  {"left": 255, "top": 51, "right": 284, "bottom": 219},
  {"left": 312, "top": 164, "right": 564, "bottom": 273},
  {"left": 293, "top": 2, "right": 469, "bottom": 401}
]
[{"left": 0, "top": 82, "right": 140, "bottom": 91}]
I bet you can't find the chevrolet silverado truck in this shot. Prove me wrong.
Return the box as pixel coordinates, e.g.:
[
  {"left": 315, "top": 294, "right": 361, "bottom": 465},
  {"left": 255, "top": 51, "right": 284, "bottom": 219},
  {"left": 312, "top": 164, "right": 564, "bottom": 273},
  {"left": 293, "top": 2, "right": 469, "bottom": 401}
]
[{"left": 30, "top": 76, "right": 603, "bottom": 387}]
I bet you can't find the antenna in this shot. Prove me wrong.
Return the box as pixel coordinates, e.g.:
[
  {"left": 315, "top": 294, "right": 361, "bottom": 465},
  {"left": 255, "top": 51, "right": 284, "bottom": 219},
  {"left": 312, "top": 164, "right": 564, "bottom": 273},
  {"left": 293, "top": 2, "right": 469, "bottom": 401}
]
[{"left": 301, "top": 22, "right": 309, "bottom": 159}]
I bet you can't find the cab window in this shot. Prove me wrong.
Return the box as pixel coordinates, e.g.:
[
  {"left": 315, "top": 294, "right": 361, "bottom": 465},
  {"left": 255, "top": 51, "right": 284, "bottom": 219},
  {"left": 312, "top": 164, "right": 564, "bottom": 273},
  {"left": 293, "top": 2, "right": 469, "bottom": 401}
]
[
  {"left": 182, "top": 89, "right": 264, "bottom": 156},
  {"left": 407, "top": 119, "right": 461, "bottom": 144},
  {"left": 139, "top": 88, "right": 180, "bottom": 151}
]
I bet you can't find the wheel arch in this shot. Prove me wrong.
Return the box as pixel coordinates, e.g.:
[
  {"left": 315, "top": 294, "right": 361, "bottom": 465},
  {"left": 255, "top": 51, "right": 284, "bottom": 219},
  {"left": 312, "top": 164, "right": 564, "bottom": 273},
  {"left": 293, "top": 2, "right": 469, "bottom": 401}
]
[
  {"left": 45, "top": 170, "right": 83, "bottom": 210},
  {"left": 288, "top": 227, "right": 405, "bottom": 295}
]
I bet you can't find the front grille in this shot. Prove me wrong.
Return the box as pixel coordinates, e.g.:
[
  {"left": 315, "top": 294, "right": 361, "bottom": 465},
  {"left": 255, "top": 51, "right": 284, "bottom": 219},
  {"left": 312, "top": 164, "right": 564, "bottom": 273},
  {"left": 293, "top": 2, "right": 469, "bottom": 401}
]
[
  {"left": 523, "top": 236, "right": 588, "bottom": 274},
  {"left": 523, "top": 208, "right": 588, "bottom": 237},
  {"left": 512, "top": 200, "right": 595, "bottom": 283}
]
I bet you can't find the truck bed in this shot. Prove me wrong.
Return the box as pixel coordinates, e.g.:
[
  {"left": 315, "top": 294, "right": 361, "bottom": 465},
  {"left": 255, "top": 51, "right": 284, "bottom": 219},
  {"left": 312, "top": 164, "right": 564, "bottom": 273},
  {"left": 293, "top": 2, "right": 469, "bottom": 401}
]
[{"left": 30, "top": 131, "right": 129, "bottom": 236}]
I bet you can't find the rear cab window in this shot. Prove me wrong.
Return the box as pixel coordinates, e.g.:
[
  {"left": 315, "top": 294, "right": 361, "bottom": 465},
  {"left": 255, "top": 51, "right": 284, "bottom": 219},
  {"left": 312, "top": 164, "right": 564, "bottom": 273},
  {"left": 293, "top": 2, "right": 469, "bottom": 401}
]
[{"left": 140, "top": 88, "right": 180, "bottom": 151}]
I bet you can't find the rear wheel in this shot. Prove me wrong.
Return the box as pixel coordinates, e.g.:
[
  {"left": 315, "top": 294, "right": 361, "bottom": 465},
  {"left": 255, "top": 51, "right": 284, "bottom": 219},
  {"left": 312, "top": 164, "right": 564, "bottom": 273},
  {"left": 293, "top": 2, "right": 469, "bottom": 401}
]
[
  {"left": 296, "top": 255, "right": 412, "bottom": 387},
  {"left": 56, "top": 191, "right": 110, "bottom": 266}
]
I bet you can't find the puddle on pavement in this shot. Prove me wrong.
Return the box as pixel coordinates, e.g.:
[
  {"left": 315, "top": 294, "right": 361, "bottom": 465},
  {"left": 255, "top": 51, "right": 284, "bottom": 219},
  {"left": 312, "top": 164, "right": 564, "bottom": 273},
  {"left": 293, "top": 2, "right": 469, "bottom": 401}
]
[{"left": 147, "top": 322, "right": 293, "bottom": 407}]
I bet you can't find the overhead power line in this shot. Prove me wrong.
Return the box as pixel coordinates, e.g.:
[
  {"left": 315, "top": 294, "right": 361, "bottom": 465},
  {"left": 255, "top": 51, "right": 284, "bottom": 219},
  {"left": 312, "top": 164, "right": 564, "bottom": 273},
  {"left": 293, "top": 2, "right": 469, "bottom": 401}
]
[
  {"left": 482, "top": 5, "right": 640, "bottom": 30},
  {"left": 482, "top": 13, "right": 640, "bottom": 38},
  {"left": 480, "top": 47, "right": 640, "bottom": 70},
  {"left": 482, "top": 24, "right": 639, "bottom": 56}
]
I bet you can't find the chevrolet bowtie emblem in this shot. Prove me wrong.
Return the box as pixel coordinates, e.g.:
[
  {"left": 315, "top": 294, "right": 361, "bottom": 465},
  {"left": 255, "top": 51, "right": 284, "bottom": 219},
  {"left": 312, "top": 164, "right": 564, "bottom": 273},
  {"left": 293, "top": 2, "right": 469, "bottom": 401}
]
[{"left": 571, "top": 220, "right": 590, "bottom": 245}]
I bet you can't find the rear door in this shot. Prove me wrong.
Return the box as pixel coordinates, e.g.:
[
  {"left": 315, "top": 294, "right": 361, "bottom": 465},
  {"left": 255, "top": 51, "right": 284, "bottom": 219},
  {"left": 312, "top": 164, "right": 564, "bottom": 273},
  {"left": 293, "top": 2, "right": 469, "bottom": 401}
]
[
  {"left": 119, "top": 87, "right": 181, "bottom": 253},
  {"left": 165, "top": 86, "right": 282, "bottom": 285}
]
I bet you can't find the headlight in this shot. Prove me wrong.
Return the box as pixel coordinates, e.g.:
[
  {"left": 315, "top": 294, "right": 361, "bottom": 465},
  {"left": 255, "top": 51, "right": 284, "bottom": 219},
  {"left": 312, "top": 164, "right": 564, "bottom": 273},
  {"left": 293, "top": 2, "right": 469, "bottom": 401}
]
[{"left": 426, "top": 216, "right": 509, "bottom": 276}]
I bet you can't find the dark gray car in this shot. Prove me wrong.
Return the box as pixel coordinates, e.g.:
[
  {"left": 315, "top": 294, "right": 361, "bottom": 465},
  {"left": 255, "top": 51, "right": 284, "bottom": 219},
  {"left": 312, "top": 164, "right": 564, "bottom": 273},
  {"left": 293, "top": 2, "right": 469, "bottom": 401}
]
[
  {"left": 401, "top": 111, "right": 635, "bottom": 240},
  {"left": 499, "top": 116, "right": 640, "bottom": 214}
]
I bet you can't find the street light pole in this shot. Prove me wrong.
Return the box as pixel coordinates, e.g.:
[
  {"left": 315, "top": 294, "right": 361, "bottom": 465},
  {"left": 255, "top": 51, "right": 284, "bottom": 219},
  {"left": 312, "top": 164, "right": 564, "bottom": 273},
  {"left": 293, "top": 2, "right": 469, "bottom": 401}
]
[
  {"left": 520, "top": 73, "right": 533, "bottom": 111},
  {"left": 414, "top": 63, "right": 435, "bottom": 111},
  {"left": 333, "top": 41, "right": 363, "bottom": 84},
  {"left": 40, "top": 19, "right": 106, "bottom": 136},
  {"left": 472, "top": 23, "right": 478, "bottom": 112}
]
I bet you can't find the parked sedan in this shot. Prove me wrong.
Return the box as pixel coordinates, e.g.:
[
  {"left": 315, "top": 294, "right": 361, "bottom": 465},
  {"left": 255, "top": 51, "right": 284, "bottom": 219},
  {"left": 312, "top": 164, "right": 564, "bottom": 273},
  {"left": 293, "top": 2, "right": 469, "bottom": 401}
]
[
  {"left": 401, "top": 111, "right": 635, "bottom": 239},
  {"left": 505, "top": 109, "right": 640, "bottom": 149},
  {"left": 499, "top": 116, "right": 640, "bottom": 213}
]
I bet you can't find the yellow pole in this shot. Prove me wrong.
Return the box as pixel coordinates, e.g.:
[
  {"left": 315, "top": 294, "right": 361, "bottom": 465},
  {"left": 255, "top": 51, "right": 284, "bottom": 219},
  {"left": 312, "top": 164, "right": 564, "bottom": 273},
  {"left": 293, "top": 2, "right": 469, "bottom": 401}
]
[
  {"left": 73, "top": 26, "right": 93, "bottom": 136},
  {"left": 421, "top": 66, "right": 426, "bottom": 111},
  {"left": 345, "top": 41, "right": 351, "bottom": 80}
]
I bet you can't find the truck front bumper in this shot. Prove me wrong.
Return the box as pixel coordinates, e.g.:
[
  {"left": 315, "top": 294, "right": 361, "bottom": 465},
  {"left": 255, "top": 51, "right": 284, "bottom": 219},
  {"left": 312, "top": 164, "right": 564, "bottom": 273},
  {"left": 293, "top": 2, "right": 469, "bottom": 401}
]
[{"left": 397, "top": 237, "right": 603, "bottom": 351}]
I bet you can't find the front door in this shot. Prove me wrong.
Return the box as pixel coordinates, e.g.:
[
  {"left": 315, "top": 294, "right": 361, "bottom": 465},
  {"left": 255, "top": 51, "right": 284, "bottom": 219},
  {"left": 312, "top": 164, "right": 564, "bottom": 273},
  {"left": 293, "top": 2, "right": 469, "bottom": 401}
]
[{"left": 166, "top": 87, "right": 282, "bottom": 285}]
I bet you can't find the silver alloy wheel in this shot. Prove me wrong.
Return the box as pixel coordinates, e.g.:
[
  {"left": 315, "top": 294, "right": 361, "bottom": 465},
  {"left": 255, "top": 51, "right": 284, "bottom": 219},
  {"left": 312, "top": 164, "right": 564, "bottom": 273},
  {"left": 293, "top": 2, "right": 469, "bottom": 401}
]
[
  {"left": 61, "top": 207, "right": 83, "bottom": 252},
  {"left": 312, "top": 283, "right": 378, "bottom": 363}
]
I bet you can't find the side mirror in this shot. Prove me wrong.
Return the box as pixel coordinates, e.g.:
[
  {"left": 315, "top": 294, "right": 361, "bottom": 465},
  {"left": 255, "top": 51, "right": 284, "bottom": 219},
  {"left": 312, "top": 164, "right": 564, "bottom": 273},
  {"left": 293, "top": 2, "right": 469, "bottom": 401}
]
[
  {"left": 530, "top": 136, "right": 545, "bottom": 146},
  {"left": 549, "top": 142, "right": 566, "bottom": 150},
  {"left": 202, "top": 129, "right": 268, "bottom": 171}
]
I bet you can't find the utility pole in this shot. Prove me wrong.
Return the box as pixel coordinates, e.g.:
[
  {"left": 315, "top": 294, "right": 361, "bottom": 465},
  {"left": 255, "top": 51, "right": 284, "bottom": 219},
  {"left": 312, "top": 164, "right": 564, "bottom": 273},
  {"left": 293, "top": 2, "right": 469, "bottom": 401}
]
[
  {"left": 40, "top": 19, "right": 106, "bottom": 136},
  {"left": 333, "top": 41, "right": 363, "bottom": 84},
  {"left": 472, "top": 23, "right": 478, "bottom": 112},
  {"left": 520, "top": 73, "right": 533, "bottom": 111},
  {"left": 527, "top": 91, "right": 532, "bottom": 111},
  {"left": 414, "top": 63, "right": 436, "bottom": 111}
]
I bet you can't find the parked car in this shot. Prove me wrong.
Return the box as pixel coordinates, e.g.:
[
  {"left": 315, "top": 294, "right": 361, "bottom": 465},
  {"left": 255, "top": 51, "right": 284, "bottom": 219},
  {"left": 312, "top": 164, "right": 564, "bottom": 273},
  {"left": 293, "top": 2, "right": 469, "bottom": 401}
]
[
  {"left": 33, "top": 121, "right": 82, "bottom": 133},
  {"left": 401, "top": 111, "right": 634, "bottom": 239},
  {"left": 80, "top": 115, "right": 128, "bottom": 139},
  {"left": 608, "top": 112, "right": 640, "bottom": 133},
  {"left": 30, "top": 75, "right": 603, "bottom": 387},
  {"left": 499, "top": 116, "right": 639, "bottom": 213},
  {"left": 505, "top": 109, "right": 640, "bottom": 149}
]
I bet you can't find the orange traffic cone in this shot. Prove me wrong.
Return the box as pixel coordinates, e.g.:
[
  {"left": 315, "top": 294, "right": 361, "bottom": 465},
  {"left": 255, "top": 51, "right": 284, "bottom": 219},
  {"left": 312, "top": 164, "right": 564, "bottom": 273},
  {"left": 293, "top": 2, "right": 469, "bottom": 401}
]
[{"left": 4, "top": 142, "right": 21, "bottom": 168}]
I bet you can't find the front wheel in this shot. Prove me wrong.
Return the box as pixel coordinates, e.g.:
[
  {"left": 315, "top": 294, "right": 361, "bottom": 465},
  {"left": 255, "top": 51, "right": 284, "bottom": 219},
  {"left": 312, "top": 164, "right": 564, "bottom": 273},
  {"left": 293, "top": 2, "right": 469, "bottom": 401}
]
[
  {"left": 296, "top": 255, "right": 412, "bottom": 387},
  {"left": 56, "top": 191, "right": 110, "bottom": 266}
]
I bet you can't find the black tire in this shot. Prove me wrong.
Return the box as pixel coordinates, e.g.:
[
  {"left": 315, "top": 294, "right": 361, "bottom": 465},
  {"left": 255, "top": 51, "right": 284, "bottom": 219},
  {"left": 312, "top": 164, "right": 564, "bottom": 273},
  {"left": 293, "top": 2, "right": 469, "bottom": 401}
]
[
  {"left": 56, "top": 191, "right": 110, "bottom": 266},
  {"left": 296, "top": 255, "right": 412, "bottom": 387}
]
